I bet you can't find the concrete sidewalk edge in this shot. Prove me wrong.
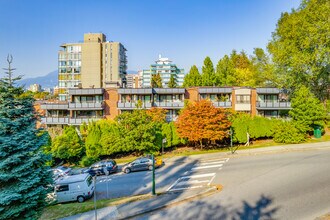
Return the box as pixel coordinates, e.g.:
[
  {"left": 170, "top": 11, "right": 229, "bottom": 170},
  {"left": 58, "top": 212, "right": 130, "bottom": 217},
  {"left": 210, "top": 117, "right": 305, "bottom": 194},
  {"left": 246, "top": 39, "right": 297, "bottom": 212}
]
[{"left": 117, "top": 187, "right": 218, "bottom": 220}]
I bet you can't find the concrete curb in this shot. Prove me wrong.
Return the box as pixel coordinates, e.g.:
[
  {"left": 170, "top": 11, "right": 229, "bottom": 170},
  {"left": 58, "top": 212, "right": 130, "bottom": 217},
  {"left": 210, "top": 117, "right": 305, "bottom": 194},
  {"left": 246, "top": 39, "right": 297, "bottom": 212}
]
[{"left": 116, "top": 186, "right": 219, "bottom": 220}]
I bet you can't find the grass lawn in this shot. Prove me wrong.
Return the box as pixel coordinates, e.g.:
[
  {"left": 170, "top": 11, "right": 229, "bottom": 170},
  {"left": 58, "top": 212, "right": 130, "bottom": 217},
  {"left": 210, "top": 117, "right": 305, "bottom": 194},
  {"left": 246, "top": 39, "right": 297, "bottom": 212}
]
[{"left": 39, "top": 194, "right": 152, "bottom": 220}]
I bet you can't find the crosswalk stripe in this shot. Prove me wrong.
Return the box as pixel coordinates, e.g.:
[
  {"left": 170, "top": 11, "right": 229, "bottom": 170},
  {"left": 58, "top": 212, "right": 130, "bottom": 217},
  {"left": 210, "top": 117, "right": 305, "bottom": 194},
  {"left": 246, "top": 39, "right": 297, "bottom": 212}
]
[
  {"left": 200, "top": 158, "right": 229, "bottom": 163},
  {"left": 199, "top": 161, "right": 226, "bottom": 166},
  {"left": 191, "top": 164, "right": 223, "bottom": 170}
]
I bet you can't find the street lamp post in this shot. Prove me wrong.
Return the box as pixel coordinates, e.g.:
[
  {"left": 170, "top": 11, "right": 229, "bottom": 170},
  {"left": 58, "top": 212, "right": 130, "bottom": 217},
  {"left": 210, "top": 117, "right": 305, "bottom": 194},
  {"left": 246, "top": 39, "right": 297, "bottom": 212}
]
[
  {"left": 230, "top": 127, "right": 233, "bottom": 154},
  {"left": 151, "top": 154, "right": 156, "bottom": 195},
  {"left": 93, "top": 176, "right": 97, "bottom": 220}
]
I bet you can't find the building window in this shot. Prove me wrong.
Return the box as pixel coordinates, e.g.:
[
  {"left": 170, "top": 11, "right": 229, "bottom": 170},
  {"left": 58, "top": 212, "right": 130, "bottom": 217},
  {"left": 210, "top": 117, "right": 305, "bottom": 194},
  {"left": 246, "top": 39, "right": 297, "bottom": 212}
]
[{"left": 236, "top": 95, "right": 250, "bottom": 104}]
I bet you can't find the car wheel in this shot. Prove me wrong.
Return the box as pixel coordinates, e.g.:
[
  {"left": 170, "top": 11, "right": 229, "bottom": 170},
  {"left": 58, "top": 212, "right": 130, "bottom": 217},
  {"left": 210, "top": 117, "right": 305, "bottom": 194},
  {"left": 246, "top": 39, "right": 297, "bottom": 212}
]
[
  {"left": 148, "top": 165, "right": 153, "bottom": 171},
  {"left": 77, "top": 196, "right": 85, "bottom": 203},
  {"left": 105, "top": 170, "right": 110, "bottom": 175},
  {"left": 124, "top": 168, "right": 131, "bottom": 174}
]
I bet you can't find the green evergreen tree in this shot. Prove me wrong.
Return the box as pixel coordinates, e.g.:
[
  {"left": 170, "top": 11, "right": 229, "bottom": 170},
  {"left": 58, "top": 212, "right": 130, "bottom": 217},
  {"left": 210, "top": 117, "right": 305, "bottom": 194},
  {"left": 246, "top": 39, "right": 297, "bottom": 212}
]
[
  {"left": 183, "top": 65, "right": 202, "bottom": 87},
  {"left": 215, "top": 55, "right": 236, "bottom": 86},
  {"left": 201, "top": 57, "right": 216, "bottom": 86},
  {"left": 0, "top": 56, "right": 53, "bottom": 219},
  {"left": 289, "top": 86, "right": 327, "bottom": 134},
  {"left": 151, "top": 73, "right": 163, "bottom": 88},
  {"left": 51, "top": 126, "right": 84, "bottom": 163},
  {"left": 85, "top": 122, "right": 102, "bottom": 158},
  {"left": 168, "top": 74, "right": 177, "bottom": 88}
]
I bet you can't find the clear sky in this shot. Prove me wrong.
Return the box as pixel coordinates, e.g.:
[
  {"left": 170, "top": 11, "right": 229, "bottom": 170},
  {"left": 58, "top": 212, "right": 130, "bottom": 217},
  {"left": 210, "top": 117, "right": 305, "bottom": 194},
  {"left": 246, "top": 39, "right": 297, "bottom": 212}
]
[{"left": 0, "top": 0, "right": 301, "bottom": 78}]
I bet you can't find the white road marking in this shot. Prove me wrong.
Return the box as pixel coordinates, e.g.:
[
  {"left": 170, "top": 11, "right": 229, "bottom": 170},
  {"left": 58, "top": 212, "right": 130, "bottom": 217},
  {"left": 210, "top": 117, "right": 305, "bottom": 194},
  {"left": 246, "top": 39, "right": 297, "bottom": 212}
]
[
  {"left": 181, "top": 173, "right": 216, "bottom": 179},
  {"left": 191, "top": 164, "right": 223, "bottom": 170},
  {"left": 199, "top": 161, "right": 226, "bottom": 166},
  {"left": 168, "top": 185, "right": 204, "bottom": 192},
  {"left": 166, "top": 178, "right": 182, "bottom": 191},
  {"left": 199, "top": 158, "right": 229, "bottom": 163},
  {"left": 176, "top": 179, "right": 210, "bottom": 186},
  {"left": 208, "top": 174, "right": 216, "bottom": 186}
]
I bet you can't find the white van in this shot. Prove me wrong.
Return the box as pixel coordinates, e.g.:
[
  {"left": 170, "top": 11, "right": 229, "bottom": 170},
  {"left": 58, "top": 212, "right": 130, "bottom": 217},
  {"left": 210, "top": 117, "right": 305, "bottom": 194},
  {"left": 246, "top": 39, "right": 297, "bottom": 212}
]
[{"left": 54, "top": 173, "right": 94, "bottom": 203}]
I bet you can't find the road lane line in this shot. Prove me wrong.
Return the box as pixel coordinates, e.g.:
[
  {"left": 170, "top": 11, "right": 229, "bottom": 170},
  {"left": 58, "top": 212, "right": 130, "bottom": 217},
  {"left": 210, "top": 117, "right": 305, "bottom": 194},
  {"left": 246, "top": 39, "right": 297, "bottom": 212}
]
[
  {"left": 208, "top": 174, "right": 216, "bottom": 186},
  {"left": 200, "top": 158, "right": 229, "bottom": 163},
  {"left": 166, "top": 178, "right": 182, "bottom": 191},
  {"left": 168, "top": 185, "right": 204, "bottom": 192}
]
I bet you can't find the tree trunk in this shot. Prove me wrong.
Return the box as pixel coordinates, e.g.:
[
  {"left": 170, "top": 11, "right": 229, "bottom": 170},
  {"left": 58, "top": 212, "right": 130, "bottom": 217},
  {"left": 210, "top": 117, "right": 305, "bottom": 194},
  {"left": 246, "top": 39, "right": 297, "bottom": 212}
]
[{"left": 200, "top": 140, "right": 203, "bottom": 150}]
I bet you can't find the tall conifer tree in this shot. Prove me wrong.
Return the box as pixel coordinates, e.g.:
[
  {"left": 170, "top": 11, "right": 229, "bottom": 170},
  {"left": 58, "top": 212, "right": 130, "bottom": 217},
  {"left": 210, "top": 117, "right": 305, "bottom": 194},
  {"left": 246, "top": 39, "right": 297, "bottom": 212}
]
[{"left": 0, "top": 56, "right": 53, "bottom": 219}]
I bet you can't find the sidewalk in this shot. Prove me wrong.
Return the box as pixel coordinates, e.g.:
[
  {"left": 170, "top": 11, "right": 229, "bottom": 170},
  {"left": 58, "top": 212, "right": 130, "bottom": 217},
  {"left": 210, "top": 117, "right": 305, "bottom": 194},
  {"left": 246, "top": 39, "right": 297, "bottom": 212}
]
[
  {"left": 61, "top": 141, "right": 330, "bottom": 220},
  {"left": 163, "top": 141, "right": 330, "bottom": 164},
  {"left": 61, "top": 187, "right": 217, "bottom": 220}
]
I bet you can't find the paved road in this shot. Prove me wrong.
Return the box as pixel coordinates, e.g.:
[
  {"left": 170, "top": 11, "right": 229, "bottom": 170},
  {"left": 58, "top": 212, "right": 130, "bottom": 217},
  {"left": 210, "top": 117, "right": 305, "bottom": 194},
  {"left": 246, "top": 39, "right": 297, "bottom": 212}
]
[
  {"left": 94, "top": 155, "right": 230, "bottom": 200},
  {"left": 136, "top": 148, "right": 330, "bottom": 220}
]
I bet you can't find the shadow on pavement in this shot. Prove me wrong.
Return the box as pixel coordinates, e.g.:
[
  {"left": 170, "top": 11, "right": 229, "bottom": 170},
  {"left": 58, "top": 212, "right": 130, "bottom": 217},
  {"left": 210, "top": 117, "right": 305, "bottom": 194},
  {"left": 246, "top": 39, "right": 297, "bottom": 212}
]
[{"left": 136, "top": 194, "right": 279, "bottom": 220}]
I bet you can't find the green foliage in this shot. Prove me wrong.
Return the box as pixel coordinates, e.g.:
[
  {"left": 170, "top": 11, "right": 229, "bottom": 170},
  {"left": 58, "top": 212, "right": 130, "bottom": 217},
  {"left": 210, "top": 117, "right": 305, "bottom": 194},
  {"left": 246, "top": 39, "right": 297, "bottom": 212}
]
[
  {"left": 289, "top": 86, "right": 327, "bottom": 134},
  {"left": 268, "top": 0, "right": 330, "bottom": 101},
  {"left": 215, "top": 55, "right": 236, "bottom": 86},
  {"left": 151, "top": 73, "right": 163, "bottom": 88},
  {"left": 183, "top": 65, "right": 202, "bottom": 87},
  {"left": 231, "top": 113, "right": 277, "bottom": 143},
  {"left": 0, "top": 59, "right": 53, "bottom": 219},
  {"left": 79, "top": 156, "right": 99, "bottom": 167},
  {"left": 168, "top": 74, "right": 177, "bottom": 88},
  {"left": 162, "top": 122, "right": 186, "bottom": 147},
  {"left": 201, "top": 57, "right": 216, "bottom": 86},
  {"left": 51, "top": 126, "right": 84, "bottom": 163},
  {"left": 116, "top": 110, "right": 161, "bottom": 154},
  {"left": 274, "top": 121, "right": 306, "bottom": 144},
  {"left": 85, "top": 122, "right": 102, "bottom": 158}
]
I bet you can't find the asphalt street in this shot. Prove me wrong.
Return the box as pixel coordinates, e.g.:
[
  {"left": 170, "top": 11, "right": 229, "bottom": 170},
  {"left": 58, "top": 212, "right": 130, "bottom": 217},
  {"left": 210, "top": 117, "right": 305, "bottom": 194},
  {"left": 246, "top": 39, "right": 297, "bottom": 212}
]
[
  {"left": 135, "top": 148, "right": 330, "bottom": 220},
  {"left": 94, "top": 155, "right": 230, "bottom": 200}
]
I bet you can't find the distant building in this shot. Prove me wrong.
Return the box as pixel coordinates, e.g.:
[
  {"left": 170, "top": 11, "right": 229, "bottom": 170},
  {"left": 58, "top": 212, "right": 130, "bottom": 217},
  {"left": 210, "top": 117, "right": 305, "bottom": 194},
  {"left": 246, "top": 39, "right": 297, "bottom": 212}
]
[
  {"left": 28, "top": 84, "right": 42, "bottom": 92},
  {"left": 53, "top": 86, "right": 59, "bottom": 96},
  {"left": 126, "top": 74, "right": 140, "bottom": 88},
  {"left": 44, "top": 87, "right": 54, "bottom": 94},
  {"left": 141, "top": 55, "right": 185, "bottom": 88},
  {"left": 58, "top": 33, "right": 127, "bottom": 101}
]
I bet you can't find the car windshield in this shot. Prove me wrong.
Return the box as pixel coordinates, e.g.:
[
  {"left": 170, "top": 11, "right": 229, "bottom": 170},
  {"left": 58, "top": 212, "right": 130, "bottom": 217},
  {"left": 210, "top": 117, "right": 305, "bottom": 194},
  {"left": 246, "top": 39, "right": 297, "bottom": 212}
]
[{"left": 57, "top": 166, "right": 68, "bottom": 171}]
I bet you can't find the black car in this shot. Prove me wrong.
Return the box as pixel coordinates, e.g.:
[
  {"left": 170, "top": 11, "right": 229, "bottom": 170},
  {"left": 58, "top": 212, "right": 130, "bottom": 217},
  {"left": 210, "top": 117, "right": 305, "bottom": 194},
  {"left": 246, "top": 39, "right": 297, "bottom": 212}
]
[
  {"left": 84, "top": 160, "right": 118, "bottom": 176},
  {"left": 122, "top": 157, "right": 162, "bottom": 174}
]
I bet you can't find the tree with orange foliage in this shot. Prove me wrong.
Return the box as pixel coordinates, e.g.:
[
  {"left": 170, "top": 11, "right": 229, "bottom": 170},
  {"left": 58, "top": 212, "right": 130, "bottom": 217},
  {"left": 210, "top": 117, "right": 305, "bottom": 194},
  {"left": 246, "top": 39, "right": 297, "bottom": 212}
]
[
  {"left": 146, "top": 107, "right": 168, "bottom": 123},
  {"left": 175, "top": 100, "right": 231, "bottom": 149}
]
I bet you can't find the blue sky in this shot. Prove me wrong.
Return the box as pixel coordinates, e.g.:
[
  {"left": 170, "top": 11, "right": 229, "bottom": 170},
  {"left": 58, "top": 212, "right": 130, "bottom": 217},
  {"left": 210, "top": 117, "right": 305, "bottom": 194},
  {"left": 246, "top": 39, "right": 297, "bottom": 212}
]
[{"left": 0, "top": 0, "right": 301, "bottom": 78}]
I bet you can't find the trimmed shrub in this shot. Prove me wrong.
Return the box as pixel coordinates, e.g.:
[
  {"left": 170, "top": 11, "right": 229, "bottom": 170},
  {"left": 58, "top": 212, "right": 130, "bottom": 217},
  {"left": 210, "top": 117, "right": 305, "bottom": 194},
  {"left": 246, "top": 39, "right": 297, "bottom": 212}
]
[{"left": 273, "top": 121, "right": 306, "bottom": 144}]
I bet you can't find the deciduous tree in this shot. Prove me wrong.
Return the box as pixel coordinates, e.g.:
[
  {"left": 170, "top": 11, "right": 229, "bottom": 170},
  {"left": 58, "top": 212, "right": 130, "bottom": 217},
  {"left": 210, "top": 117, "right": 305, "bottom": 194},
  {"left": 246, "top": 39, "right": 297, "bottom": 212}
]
[
  {"left": 176, "top": 100, "right": 231, "bottom": 148},
  {"left": 268, "top": 0, "right": 330, "bottom": 101}
]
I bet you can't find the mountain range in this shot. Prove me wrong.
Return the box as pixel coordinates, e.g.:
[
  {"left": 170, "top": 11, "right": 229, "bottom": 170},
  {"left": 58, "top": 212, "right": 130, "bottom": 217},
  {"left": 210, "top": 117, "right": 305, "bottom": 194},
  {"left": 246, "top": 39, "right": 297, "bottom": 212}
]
[{"left": 17, "top": 70, "right": 138, "bottom": 89}]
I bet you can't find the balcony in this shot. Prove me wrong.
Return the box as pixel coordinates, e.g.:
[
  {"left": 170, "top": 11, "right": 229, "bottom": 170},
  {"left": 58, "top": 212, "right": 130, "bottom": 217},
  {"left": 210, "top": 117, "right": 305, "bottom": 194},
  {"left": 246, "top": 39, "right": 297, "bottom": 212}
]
[
  {"left": 257, "top": 101, "right": 291, "bottom": 109},
  {"left": 69, "top": 117, "right": 102, "bottom": 125},
  {"left": 68, "top": 102, "right": 103, "bottom": 110},
  {"left": 154, "top": 88, "right": 185, "bottom": 94},
  {"left": 118, "top": 88, "right": 153, "bottom": 95},
  {"left": 41, "top": 117, "right": 69, "bottom": 125},
  {"left": 117, "top": 102, "right": 152, "bottom": 109},
  {"left": 212, "top": 101, "right": 232, "bottom": 108},
  {"left": 154, "top": 101, "right": 184, "bottom": 109},
  {"left": 199, "top": 87, "right": 232, "bottom": 94},
  {"left": 165, "top": 115, "right": 178, "bottom": 122},
  {"left": 68, "top": 88, "right": 104, "bottom": 95},
  {"left": 256, "top": 88, "right": 280, "bottom": 94},
  {"left": 40, "top": 103, "right": 69, "bottom": 110}
]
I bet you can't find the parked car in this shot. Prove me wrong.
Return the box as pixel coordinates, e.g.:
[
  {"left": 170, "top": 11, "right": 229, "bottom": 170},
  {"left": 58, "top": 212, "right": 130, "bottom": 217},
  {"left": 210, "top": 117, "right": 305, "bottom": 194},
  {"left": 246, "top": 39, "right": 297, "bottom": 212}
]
[
  {"left": 53, "top": 173, "right": 94, "bottom": 203},
  {"left": 52, "top": 166, "right": 72, "bottom": 179},
  {"left": 122, "top": 157, "right": 163, "bottom": 174},
  {"left": 84, "top": 160, "right": 118, "bottom": 176}
]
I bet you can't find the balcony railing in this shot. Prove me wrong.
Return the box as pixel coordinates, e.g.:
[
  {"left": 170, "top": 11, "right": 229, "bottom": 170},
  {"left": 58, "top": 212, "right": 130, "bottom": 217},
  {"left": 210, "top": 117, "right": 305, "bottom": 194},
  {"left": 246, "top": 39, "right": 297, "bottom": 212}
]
[
  {"left": 40, "top": 103, "right": 68, "bottom": 110},
  {"left": 212, "top": 101, "right": 232, "bottom": 108},
  {"left": 154, "top": 101, "right": 184, "bottom": 109},
  {"left": 68, "top": 88, "right": 104, "bottom": 95},
  {"left": 153, "top": 88, "right": 185, "bottom": 94},
  {"left": 256, "top": 88, "right": 280, "bottom": 94},
  {"left": 69, "top": 117, "right": 102, "bottom": 125},
  {"left": 68, "top": 102, "right": 103, "bottom": 110},
  {"left": 117, "top": 102, "right": 152, "bottom": 109},
  {"left": 41, "top": 117, "right": 69, "bottom": 125},
  {"left": 199, "top": 87, "right": 232, "bottom": 94},
  {"left": 256, "top": 101, "right": 291, "bottom": 109}
]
